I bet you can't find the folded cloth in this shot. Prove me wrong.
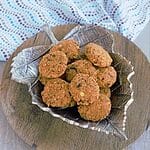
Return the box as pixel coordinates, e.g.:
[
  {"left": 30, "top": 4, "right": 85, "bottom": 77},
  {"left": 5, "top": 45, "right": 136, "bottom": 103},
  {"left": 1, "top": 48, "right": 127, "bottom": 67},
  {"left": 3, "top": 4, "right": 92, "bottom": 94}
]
[{"left": 0, "top": 0, "right": 150, "bottom": 61}]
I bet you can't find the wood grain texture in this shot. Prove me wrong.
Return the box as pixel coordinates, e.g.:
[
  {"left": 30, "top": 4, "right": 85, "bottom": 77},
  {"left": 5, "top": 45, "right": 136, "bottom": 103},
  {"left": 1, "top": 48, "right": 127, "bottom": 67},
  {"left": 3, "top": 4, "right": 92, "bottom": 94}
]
[
  {"left": 0, "top": 62, "right": 32, "bottom": 150},
  {"left": 0, "top": 25, "right": 150, "bottom": 150}
]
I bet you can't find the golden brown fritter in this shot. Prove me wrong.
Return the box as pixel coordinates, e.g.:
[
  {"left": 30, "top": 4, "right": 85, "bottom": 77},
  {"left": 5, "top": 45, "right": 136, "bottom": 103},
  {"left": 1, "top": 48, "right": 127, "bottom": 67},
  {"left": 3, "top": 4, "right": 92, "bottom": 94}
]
[
  {"left": 39, "top": 51, "right": 68, "bottom": 78},
  {"left": 38, "top": 40, "right": 117, "bottom": 122},
  {"left": 39, "top": 74, "right": 50, "bottom": 85},
  {"left": 65, "top": 60, "right": 97, "bottom": 82},
  {"left": 50, "top": 39, "right": 80, "bottom": 60},
  {"left": 78, "top": 94, "right": 111, "bottom": 121},
  {"left": 96, "top": 66, "right": 117, "bottom": 88},
  {"left": 85, "top": 43, "right": 112, "bottom": 67},
  {"left": 99, "top": 87, "right": 111, "bottom": 98},
  {"left": 41, "top": 78, "right": 73, "bottom": 107},
  {"left": 69, "top": 73, "right": 99, "bottom": 105}
]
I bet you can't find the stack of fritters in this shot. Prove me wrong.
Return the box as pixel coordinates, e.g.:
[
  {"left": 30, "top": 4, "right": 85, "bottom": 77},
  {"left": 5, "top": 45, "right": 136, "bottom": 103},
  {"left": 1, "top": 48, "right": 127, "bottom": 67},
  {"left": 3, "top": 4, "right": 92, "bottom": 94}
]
[{"left": 39, "top": 40, "right": 117, "bottom": 121}]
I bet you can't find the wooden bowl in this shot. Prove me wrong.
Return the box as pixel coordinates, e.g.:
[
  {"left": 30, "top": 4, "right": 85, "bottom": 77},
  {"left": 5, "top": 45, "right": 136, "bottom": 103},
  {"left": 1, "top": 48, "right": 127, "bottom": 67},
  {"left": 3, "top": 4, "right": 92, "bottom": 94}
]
[{"left": 1, "top": 24, "right": 149, "bottom": 150}]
